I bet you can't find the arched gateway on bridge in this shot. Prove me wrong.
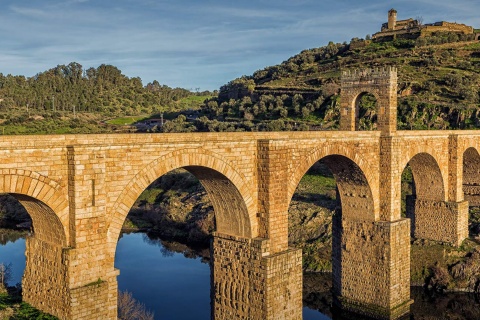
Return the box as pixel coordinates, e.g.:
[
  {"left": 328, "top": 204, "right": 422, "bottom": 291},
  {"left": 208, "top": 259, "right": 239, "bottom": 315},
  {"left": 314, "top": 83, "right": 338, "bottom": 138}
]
[{"left": 340, "top": 67, "right": 398, "bottom": 134}]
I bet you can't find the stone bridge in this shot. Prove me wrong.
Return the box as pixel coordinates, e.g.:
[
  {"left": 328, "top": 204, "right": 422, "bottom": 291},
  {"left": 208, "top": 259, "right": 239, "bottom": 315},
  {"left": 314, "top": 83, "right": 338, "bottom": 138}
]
[{"left": 3, "top": 67, "right": 479, "bottom": 319}]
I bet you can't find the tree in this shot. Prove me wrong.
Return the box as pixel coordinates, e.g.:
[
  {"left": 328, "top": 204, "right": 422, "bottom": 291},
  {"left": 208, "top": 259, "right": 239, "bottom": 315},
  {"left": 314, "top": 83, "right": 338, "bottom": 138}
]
[
  {"left": 357, "top": 93, "right": 377, "bottom": 131},
  {"left": 0, "top": 262, "right": 12, "bottom": 292},
  {"left": 118, "top": 290, "right": 154, "bottom": 320}
]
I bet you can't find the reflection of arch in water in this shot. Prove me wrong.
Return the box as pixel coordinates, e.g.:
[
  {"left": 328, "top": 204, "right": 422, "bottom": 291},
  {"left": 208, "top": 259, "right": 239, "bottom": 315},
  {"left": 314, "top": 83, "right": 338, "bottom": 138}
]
[
  {"left": 0, "top": 169, "right": 69, "bottom": 319},
  {"left": 463, "top": 147, "right": 480, "bottom": 206}
]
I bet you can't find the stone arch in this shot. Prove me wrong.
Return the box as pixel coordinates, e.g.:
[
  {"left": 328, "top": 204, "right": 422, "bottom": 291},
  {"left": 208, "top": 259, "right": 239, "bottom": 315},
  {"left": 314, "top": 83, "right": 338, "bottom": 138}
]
[
  {"left": 340, "top": 67, "right": 397, "bottom": 134},
  {"left": 404, "top": 152, "right": 445, "bottom": 201},
  {"left": 463, "top": 147, "right": 480, "bottom": 206},
  {"left": 352, "top": 91, "right": 381, "bottom": 131},
  {"left": 289, "top": 146, "right": 377, "bottom": 221},
  {"left": 0, "top": 169, "right": 68, "bottom": 246},
  {"left": 107, "top": 148, "right": 256, "bottom": 253}
]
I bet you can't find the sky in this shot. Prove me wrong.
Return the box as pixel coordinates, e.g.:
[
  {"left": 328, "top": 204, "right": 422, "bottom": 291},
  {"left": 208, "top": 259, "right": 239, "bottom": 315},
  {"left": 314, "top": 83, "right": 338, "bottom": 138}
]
[{"left": 0, "top": 0, "right": 478, "bottom": 91}]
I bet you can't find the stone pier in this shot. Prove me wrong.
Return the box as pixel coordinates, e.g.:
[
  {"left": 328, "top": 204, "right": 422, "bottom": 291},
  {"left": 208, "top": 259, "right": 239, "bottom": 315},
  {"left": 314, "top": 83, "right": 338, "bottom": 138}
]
[{"left": 211, "top": 233, "right": 302, "bottom": 320}]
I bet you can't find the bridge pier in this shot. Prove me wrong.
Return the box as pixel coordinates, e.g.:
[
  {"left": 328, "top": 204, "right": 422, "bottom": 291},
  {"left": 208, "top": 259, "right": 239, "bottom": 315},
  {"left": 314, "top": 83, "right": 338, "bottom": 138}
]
[
  {"left": 211, "top": 233, "right": 302, "bottom": 320},
  {"left": 23, "top": 236, "right": 119, "bottom": 320},
  {"left": 406, "top": 197, "right": 468, "bottom": 246},
  {"left": 332, "top": 218, "right": 412, "bottom": 320},
  {"left": 23, "top": 236, "right": 70, "bottom": 319}
]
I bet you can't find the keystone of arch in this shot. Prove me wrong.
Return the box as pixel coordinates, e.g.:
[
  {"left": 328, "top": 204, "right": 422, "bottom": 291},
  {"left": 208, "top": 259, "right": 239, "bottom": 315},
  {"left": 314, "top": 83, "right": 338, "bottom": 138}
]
[
  {"left": 107, "top": 147, "right": 257, "bottom": 247},
  {"left": 288, "top": 144, "right": 379, "bottom": 221}
]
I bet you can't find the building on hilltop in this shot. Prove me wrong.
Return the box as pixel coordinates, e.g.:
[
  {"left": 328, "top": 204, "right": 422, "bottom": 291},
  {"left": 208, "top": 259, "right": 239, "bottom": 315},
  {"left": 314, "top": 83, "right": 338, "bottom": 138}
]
[{"left": 372, "top": 8, "right": 474, "bottom": 41}]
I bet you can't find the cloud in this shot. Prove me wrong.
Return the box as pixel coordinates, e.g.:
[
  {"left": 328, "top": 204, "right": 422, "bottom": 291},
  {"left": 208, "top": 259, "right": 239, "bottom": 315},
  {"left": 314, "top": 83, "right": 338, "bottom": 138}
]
[
  {"left": 0, "top": 0, "right": 477, "bottom": 90},
  {"left": 9, "top": 5, "right": 49, "bottom": 18}
]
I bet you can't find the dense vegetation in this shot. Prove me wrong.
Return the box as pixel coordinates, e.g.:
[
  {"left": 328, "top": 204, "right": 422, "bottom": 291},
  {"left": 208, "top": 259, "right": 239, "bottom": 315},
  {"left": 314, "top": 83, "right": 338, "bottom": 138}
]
[
  {"left": 0, "top": 63, "right": 212, "bottom": 134},
  {"left": 1, "top": 32, "right": 479, "bottom": 135},
  {"left": 194, "top": 33, "right": 480, "bottom": 132}
]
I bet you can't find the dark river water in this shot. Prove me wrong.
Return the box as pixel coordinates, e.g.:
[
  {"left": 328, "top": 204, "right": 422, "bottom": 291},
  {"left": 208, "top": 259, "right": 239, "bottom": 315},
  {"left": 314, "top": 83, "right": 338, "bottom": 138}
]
[
  {"left": 1, "top": 232, "right": 479, "bottom": 319},
  {"left": 1, "top": 232, "right": 327, "bottom": 319}
]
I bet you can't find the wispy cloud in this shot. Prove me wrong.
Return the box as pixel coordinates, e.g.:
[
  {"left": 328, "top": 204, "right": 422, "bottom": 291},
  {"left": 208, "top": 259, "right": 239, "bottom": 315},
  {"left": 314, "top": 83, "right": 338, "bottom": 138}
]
[
  {"left": 0, "top": 0, "right": 477, "bottom": 90},
  {"left": 9, "top": 5, "right": 49, "bottom": 18}
]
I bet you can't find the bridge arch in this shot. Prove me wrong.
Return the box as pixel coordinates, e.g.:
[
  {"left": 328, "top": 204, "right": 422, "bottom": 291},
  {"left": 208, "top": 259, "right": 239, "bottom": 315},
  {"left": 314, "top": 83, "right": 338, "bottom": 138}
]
[
  {"left": 463, "top": 147, "right": 480, "bottom": 206},
  {"left": 288, "top": 146, "right": 377, "bottom": 221},
  {"left": 107, "top": 148, "right": 256, "bottom": 253},
  {"left": 0, "top": 169, "right": 68, "bottom": 245},
  {"left": 402, "top": 152, "right": 446, "bottom": 201}
]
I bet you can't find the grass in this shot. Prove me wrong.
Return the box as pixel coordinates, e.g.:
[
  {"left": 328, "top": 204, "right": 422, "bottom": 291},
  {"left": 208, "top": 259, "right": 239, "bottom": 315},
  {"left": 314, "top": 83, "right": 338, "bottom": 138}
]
[
  {"left": 137, "top": 188, "right": 163, "bottom": 205},
  {"left": 463, "top": 42, "right": 480, "bottom": 50},
  {"left": 105, "top": 116, "right": 147, "bottom": 125},
  {"left": 174, "top": 95, "right": 213, "bottom": 112},
  {"left": 0, "top": 292, "right": 58, "bottom": 320}
]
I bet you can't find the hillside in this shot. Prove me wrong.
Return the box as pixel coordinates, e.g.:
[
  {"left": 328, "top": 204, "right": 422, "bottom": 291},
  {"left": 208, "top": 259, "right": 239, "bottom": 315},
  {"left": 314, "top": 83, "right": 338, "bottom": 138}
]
[
  {"left": 0, "top": 63, "right": 212, "bottom": 134},
  {"left": 197, "top": 34, "right": 480, "bottom": 131},
  {"left": 0, "top": 34, "right": 479, "bottom": 134}
]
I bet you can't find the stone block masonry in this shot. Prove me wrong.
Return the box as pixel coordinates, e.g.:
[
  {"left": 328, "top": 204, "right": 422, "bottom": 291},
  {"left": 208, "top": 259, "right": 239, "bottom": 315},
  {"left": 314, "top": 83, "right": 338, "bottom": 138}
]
[
  {"left": 407, "top": 197, "right": 468, "bottom": 246},
  {"left": 211, "top": 233, "right": 302, "bottom": 320},
  {"left": 0, "top": 67, "right": 478, "bottom": 318},
  {"left": 332, "top": 219, "right": 412, "bottom": 320}
]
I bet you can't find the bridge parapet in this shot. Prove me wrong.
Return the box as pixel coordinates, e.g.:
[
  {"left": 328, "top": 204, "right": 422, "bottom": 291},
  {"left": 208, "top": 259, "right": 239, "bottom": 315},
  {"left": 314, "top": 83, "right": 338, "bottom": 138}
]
[{"left": 341, "top": 66, "right": 398, "bottom": 84}]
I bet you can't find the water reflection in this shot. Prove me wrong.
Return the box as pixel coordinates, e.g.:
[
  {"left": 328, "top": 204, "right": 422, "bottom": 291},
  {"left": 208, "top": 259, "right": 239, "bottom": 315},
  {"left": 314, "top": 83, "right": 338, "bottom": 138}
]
[
  {"left": 115, "top": 232, "right": 211, "bottom": 320},
  {"left": 1, "top": 230, "right": 480, "bottom": 319}
]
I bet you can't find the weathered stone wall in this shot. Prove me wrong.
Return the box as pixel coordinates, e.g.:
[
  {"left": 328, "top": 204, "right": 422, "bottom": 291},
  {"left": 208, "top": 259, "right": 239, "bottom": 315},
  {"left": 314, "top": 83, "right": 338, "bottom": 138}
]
[
  {"left": 421, "top": 22, "right": 474, "bottom": 36},
  {"left": 333, "top": 219, "right": 411, "bottom": 319},
  {"left": 69, "top": 275, "right": 118, "bottom": 320},
  {"left": 211, "top": 233, "right": 302, "bottom": 320},
  {"left": 463, "top": 147, "right": 480, "bottom": 206},
  {"left": 340, "top": 67, "right": 397, "bottom": 134},
  {"left": 407, "top": 197, "right": 468, "bottom": 245},
  {"left": 23, "top": 236, "right": 70, "bottom": 319}
]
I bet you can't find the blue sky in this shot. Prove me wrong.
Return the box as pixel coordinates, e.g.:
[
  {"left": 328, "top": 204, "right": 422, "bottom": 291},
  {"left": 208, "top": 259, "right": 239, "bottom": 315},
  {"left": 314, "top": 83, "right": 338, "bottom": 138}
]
[{"left": 0, "top": 0, "right": 477, "bottom": 90}]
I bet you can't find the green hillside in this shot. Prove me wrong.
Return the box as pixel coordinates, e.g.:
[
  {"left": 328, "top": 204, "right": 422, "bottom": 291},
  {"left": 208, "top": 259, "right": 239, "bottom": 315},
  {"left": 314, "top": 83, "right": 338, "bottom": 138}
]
[
  {"left": 198, "top": 34, "right": 480, "bottom": 131},
  {"left": 0, "top": 33, "right": 479, "bottom": 134}
]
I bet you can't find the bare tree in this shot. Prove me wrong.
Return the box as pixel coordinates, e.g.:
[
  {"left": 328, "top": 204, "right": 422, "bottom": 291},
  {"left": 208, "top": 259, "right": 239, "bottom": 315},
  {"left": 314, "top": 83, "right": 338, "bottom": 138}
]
[
  {"left": 0, "top": 262, "right": 12, "bottom": 292},
  {"left": 118, "top": 290, "right": 154, "bottom": 320},
  {"left": 416, "top": 16, "right": 424, "bottom": 26}
]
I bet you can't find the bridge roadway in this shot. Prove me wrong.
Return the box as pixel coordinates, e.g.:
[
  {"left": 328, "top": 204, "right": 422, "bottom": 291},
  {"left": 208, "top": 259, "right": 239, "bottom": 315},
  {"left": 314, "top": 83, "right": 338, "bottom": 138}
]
[{"left": 1, "top": 129, "right": 479, "bottom": 319}]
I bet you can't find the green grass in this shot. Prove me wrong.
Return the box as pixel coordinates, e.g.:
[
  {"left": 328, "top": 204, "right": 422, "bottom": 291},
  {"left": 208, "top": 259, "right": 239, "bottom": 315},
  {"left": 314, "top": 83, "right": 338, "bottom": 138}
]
[
  {"left": 464, "top": 42, "right": 480, "bottom": 50},
  {"left": 137, "top": 188, "right": 163, "bottom": 204},
  {"left": 105, "top": 116, "right": 147, "bottom": 125},
  {"left": 299, "top": 173, "right": 336, "bottom": 193},
  {"left": 0, "top": 292, "right": 58, "bottom": 320},
  {"left": 176, "top": 95, "right": 213, "bottom": 110}
]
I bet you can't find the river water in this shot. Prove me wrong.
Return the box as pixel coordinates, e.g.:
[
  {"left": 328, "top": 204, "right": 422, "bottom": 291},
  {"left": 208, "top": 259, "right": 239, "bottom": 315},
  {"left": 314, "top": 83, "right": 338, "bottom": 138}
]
[
  {"left": 1, "top": 232, "right": 327, "bottom": 319},
  {"left": 1, "top": 232, "right": 479, "bottom": 319}
]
